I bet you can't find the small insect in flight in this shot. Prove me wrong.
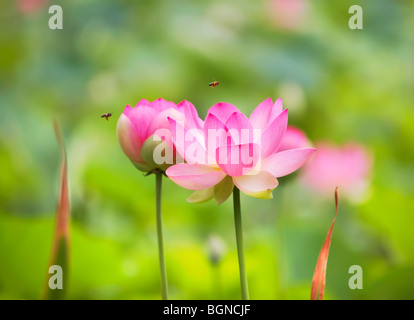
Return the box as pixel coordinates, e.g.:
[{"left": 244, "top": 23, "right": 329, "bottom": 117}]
[
  {"left": 209, "top": 80, "right": 220, "bottom": 87},
  {"left": 101, "top": 113, "right": 112, "bottom": 121}
]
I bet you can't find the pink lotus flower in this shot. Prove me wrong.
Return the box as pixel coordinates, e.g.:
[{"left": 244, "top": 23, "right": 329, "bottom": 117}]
[
  {"left": 117, "top": 98, "right": 203, "bottom": 173},
  {"left": 166, "top": 98, "right": 316, "bottom": 204},
  {"left": 300, "top": 142, "right": 372, "bottom": 202}
]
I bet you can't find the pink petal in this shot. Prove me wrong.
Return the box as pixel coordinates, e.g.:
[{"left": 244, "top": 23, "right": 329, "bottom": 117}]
[
  {"left": 207, "top": 102, "right": 240, "bottom": 123},
  {"left": 270, "top": 98, "right": 283, "bottom": 122},
  {"left": 168, "top": 117, "right": 207, "bottom": 164},
  {"left": 249, "top": 98, "right": 284, "bottom": 130},
  {"left": 147, "top": 107, "right": 185, "bottom": 137},
  {"left": 261, "top": 108, "right": 288, "bottom": 158},
  {"left": 135, "top": 99, "right": 151, "bottom": 107},
  {"left": 150, "top": 98, "right": 177, "bottom": 112},
  {"left": 178, "top": 100, "right": 204, "bottom": 130},
  {"left": 216, "top": 143, "right": 260, "bottom": 177},
  {"left": 116, "top": 113, "right": 144, "bottom": 164},
  {"left": 166, "top": 164, "right": 226, "bottom": 190},
  {"left": 225, "top": 112, "right": 254, "bottom": 145},
  {"left": 249, "top": 97, "right": 274, "bottom": 130},
  {"left": 123, "top": 104, "right": 157, "bottom": 142},
  {"left": 204, "top": 112, "right": 228, "bottom": 144},
  {"left": 233, "top": 171, "right": 279, "bottom": 199},
  {"left": 204, "top": 113, "right": 229, "bottom": 163},
  {"left": 262, "top": 147, "right": 316, "bottom": 177}
]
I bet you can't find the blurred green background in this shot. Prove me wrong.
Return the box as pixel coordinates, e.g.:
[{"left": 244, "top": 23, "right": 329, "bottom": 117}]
[{"left": 0, "top": 0, "right": 413, "bottom": 299}]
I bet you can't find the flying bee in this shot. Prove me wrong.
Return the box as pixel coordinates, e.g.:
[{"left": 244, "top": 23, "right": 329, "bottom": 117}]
[
  {"left": 209, "top": 80, "right": 220, "bottom": 87},
  {"left": 101, "top": 113, "right": 112, "bottom": 121}
]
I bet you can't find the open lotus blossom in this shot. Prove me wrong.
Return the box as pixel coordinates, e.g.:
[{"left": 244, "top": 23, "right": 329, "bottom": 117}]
[
  {"left": 300, "top": 142, "right": 372, "bottom": 202},
  {"left": 117, "top": 98, "right": 203, "bottom": 173},
  {"left": 166, "top": 98, "right": 316, "bottom": 204}
]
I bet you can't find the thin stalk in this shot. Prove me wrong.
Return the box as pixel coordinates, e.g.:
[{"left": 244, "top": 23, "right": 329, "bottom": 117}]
[
  {"left": 155, "top": 171, "right": 168, "bottom": 300},
  {"left": 233, "top": 187, "right": 249, "bottom": 300}
]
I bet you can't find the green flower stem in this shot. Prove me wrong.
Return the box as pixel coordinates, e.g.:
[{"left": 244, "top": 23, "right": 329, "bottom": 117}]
[
  {"left": 233, "top": 187, "right": 249, "bottom": 300},
  {"left": 155, "top": 171, "right": 168, "bottom": 300}
]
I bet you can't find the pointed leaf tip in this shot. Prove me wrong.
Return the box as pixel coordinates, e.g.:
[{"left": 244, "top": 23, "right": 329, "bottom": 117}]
[{"left": 311, "top": 187, "right": 339, "bottom": 300}]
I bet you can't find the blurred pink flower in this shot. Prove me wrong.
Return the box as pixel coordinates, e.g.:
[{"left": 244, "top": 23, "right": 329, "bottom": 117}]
[
  {"left": 17, "top": 0, "right": 48, "bottom": 14},
  {"left": 166, "top": 98, "right": 316, "bottom": 203},
  {"left": 269, "top": 0, "right": 308, "bottom": 30},
  {"left": 300, "top": 142, "right": 372, "bottom": 201},
  {"left": 279, "top": 126, "right": 312, "bottom": 152},
  {"left": 117, "top": 98, "right": 203, "bottom": 173}
]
